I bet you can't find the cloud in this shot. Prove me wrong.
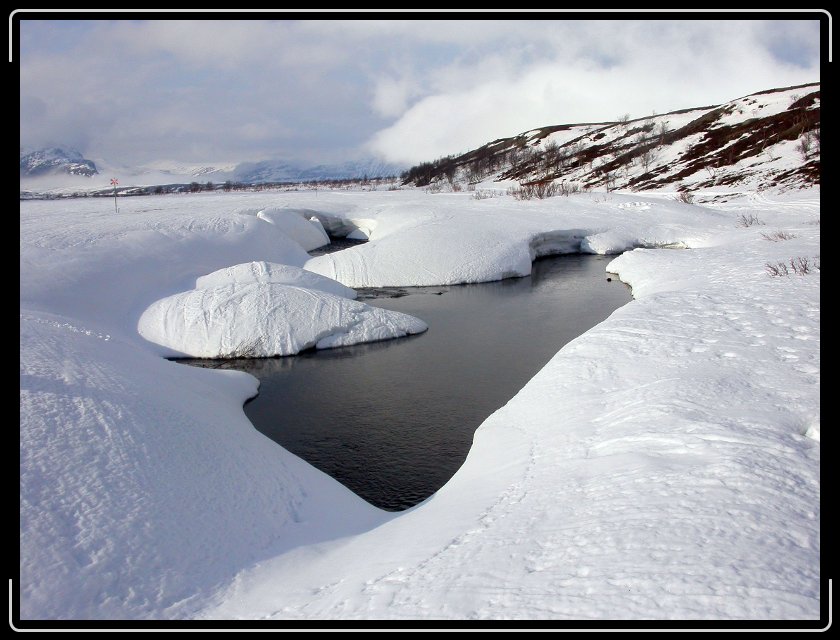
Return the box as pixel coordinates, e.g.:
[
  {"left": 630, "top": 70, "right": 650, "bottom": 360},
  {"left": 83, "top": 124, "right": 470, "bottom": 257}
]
[
  {"left": 365, "top": 20, "right": 821, "bottom": 164},
  {"left": 372, "top": 77, "right": 415, "bottom": 118},
  {"left": 18, "top": 17, "right": 821, "bottom": 168}
]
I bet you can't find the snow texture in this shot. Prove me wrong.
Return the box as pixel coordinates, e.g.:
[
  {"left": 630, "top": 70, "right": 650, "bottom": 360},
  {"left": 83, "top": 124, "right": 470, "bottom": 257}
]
[
  {"left": 252, "top": 207, "right": 331, "bottom": 251},
  {"left": 20, "top": 187, "right": 820, "bottom": 622},
  {"left": 138, "top": 280, "right": 427, "bottom": 358},
  {"left": 195, "top": 261, "right": 357, "bottom": 299},
  {"left": 20, "top": 309, "right": 387, "bottom": 620}
]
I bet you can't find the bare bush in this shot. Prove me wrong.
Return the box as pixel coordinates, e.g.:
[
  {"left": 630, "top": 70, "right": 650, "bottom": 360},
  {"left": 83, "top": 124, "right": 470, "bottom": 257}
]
[
  {"left": 790, "top": 256, "right": 814, "bottom": 275},
  {"left": 765, "top": 256, "right": 819, "bottom": 277},
  {"left": 221, "top": 336, "right": 263, "bottom": 359},
  {"left": 760, "top": 231, "right": 797, "bottom": 242},
  {"left": 704, "top": 165, "right": 719, "bottom": 184},
  {"left": 508, "top": 181, "right": 559, "bottom": 200},
  {"left": 542, "top": 139, "right": 562, "bottom": 169},
  {"left": 737, "top": 213, "right": 765, "bottom": 227},
  {"left": 472, "top": 189, "right": 499, "bottom": 200},
  {"left": 798, "top": 131, "right": 817, "bottom": 160},
  {"left": 677, "top": 191, "right": 694, "bottom": 204},
  {"left": 655, "top": 121, "right": 669, "bottom": 144},
  {"left": 558, "top": 181, "right": 581, "bottom": 197},
  {"left": 638, "top": 146, "right": 660, "bottom": 172},
  {"left": 765, "top": 261, "right": 789, "bottom": 277}
]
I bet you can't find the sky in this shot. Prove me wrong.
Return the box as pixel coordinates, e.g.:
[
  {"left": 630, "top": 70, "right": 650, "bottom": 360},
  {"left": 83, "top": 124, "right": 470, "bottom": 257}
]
[{"left": 18, "top": 14, "right": 822, "bottom": 170}]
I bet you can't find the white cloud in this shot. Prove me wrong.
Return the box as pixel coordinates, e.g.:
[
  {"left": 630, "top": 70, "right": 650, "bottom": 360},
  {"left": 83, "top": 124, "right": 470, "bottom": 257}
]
[
  {"left": 372, "top": 77, "right": 414, "bottom": 118},
  {"left": 19, "top": 17, "right": 820, "bottom": 168},
  {"left": 365, "top": 20, "right": 821, "bottom": 164}
]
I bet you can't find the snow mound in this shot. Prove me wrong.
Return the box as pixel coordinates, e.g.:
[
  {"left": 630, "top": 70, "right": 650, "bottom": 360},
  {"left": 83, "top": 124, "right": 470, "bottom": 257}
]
[
  {"left": 253, "top": 207, "right": 330, "bottom": 251},
  {"left": 306, "top": 214, "right": 533, "bottom": 287},
  {"left": 20, "top": 309, "right": 387, "bottom": 619},
  {"left": 138, "top": 282, "right": 427, "bottom": 358},
  {"left": 196, "top": 261, "right": 357, "bottom": 299}
]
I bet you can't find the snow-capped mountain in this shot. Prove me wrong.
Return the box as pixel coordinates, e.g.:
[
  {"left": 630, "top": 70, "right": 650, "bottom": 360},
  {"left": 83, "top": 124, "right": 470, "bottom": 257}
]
[
  {"left": 232, "top": 157, "right": 404, "bottom": 184},
  {"left": 20, "top": 147, "right": 98, "bottom": 177},
  {"left": 135, "top": 160, "right": 238, "bottom": 180},
  {"left": 402, "top": 82, "right": 819, "bottom": 193}
]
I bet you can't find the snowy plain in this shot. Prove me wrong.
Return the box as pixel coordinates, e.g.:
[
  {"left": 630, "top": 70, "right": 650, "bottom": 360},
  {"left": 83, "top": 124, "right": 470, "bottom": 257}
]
[{"left": 19, "top": 185, "right": 820, "bottom": 622}]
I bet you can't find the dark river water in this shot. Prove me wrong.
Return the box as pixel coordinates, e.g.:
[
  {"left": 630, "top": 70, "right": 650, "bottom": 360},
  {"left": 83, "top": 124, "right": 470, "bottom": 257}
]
[{"left": 180, "top": 254, "right": 631, "bottom": 511}]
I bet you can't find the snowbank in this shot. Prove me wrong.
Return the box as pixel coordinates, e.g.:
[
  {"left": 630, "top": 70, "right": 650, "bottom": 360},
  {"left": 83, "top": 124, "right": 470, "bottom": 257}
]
[
  {"left": 138, "top": 280, "right": 427, "bottom": 358},
  {"left": 19, "top": 195, "right": 316, "bottom": 351},
  {"left": 198, "top": 192, "right": 821, "bottom": 621},
  {"left": 304, "top": 195, "right": 728, "bottom": 288},
  {"left": 253, "top": 207, "right": 331, "bottom": 251},
  {"left": 20, "top": 309, "right": 388, "bottom": 620},
  {"left": 19, "top": 188, "right": 820, "bottom": 621},
  {"left": 196, "top": 261, "right": 357, "bottom": 299}
]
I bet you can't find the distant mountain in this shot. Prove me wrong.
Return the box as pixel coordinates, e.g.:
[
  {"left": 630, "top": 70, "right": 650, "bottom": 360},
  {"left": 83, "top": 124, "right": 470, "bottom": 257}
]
[
  {"left": 401, "top": 82, "right": 819, "bottom": 193},
  {"left": 233, "top": 158, "right": 404, "bottom": 184},
  {"left": 20, "top": 148, "right": 98, "bottom": 177},
  {"left": 136, "top": 160, "right": 238, "bottom": 180}
]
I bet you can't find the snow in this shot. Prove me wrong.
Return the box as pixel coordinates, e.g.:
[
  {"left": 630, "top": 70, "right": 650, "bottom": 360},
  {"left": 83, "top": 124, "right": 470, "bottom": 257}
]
[
  {"left": 20, "top": 309, "right": 387, "bottom": 620},
  {"left": 487, "top": 83, "right": 819, "bottom": 196},
  {"left": 19, "top": 186, "right": 820, "bottom": 622},
  {"left": 304, "top": 196, "right": 726, "bottom": 288},
  {"left": 137, "top": 280, "right": 427, "bottom": 358},
  {"left": 195, "top": 260, "right": 357, "bottom": 299},
  {"left": 252, "top": 207, "right": 331, "bottom": 251}
]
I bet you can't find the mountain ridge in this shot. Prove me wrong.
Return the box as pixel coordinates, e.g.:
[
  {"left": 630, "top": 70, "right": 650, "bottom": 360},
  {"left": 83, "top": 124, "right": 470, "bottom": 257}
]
[
  {"left": 20, "top": 147, "right": 98, "bottom": 177},
  {"left": 401, "top": 82, "right": 820, "bottom": 194}
]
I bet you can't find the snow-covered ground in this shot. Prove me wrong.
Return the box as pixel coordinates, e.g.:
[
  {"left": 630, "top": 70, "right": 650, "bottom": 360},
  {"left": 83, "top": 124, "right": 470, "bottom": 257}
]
[{"left": 19, "top": 186, "right": 820, "bottom": 622}]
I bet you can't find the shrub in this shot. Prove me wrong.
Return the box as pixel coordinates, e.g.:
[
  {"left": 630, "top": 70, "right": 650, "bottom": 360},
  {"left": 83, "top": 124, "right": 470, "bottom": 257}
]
[
  {"left": 221, "top": 336, "right": 263, "bottom": 359},
  {"left": 557, "top": 181, "right": 581, "bottom": 197},
  {"left": 798, "top": 131, "right": 817, "bottom": 160},
  {"left": 760, "top": 231, "right": 796, "bottom": 241},
  {"left": 765, "top": 261, "right": 788, "bottom": 277},
  {"left": 737, "top": 213, "right": 765, "bottom": 227},
  {"left": 677, "top": 191, "right": 694, "bottom": 204},
  {"left": 790, "top": 256, "right": 814, "bottom": 275},
  {"left": 655, "top": 121, "right": 669, "bottom": 144},
  {"left": 508, "top": 181, "right": 559, "bottom": 200},
  {"left": 765, "top": 256, "right": 819, "bottom": 277}
]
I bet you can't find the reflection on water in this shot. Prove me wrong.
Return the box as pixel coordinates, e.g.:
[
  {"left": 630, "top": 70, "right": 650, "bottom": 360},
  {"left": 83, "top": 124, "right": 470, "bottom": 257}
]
[{"left": 180, "top": 255, "right": 631, "bottom": 511}]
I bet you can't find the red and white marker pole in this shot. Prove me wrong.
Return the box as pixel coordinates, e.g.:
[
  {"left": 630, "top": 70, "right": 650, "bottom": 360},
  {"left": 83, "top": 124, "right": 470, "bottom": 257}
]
[{"left": 110, "top": 177, "right": 119, "bottom": 213}]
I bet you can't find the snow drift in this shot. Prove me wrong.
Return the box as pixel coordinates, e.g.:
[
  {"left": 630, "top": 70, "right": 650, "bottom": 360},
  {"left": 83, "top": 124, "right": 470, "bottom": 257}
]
[
  {"left": 195, "top": 261, "right": 357, "bottom": 299},
  {"left": 138, "top": 279, "right": 427, "bottom": 358},
  {"left": 19, "top": 187, "right": 820, "bottom": 622}
]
